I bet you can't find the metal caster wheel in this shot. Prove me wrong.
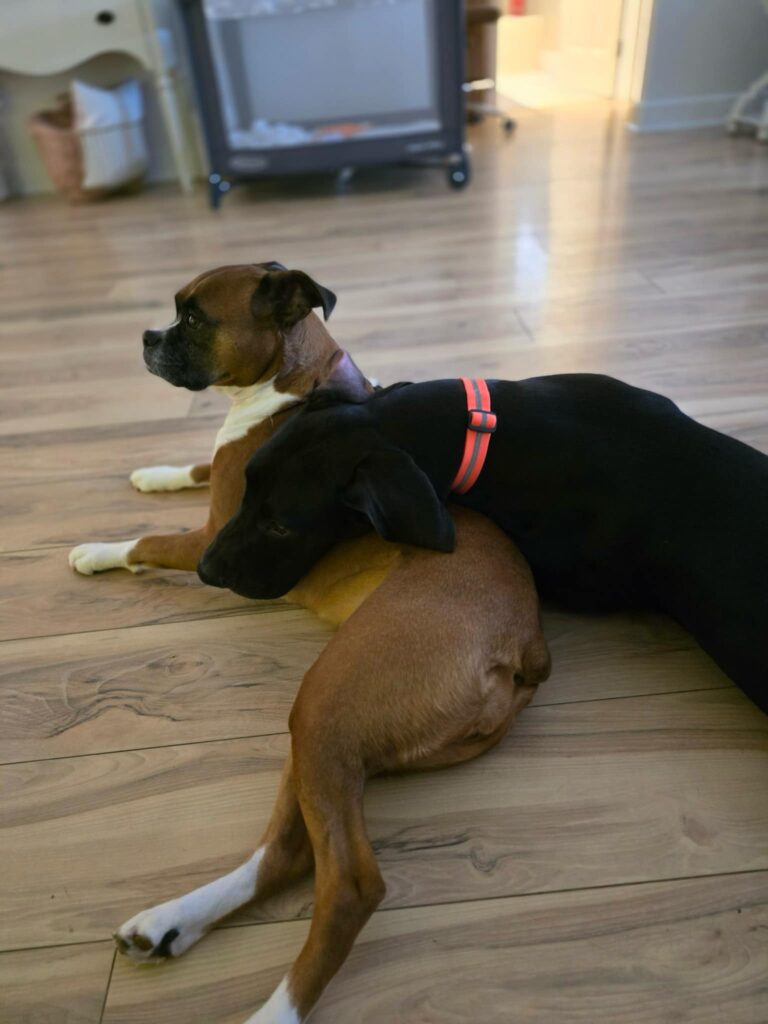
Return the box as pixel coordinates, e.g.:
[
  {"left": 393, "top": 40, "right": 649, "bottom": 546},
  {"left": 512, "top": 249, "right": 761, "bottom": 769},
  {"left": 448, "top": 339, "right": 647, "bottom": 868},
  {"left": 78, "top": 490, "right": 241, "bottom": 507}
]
[
  {"left": 335, "top": 165, "right": 356, "bottom": 190},
  {"left": 208, "top": 173, "right": 231, "bottom": 209},
  {"left": 447, "top": 153, "right": 471, "bottom": 190}
]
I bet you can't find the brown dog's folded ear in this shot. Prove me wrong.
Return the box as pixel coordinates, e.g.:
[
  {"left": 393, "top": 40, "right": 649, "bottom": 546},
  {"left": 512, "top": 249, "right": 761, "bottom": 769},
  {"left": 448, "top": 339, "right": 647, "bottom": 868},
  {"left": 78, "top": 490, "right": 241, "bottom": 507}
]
[
  {"left": 254, "top": 269, "right": 337, "bottom": 328},
  {"left": 342, "top": 448, "right": 455, "bottom": 553}
]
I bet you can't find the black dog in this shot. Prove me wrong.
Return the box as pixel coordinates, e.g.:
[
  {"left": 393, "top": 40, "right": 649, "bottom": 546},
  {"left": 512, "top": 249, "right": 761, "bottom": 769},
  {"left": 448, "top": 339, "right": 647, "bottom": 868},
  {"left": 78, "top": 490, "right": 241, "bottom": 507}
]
[{"left": 198, "top": 374, "right": 768, "bottom": 712}]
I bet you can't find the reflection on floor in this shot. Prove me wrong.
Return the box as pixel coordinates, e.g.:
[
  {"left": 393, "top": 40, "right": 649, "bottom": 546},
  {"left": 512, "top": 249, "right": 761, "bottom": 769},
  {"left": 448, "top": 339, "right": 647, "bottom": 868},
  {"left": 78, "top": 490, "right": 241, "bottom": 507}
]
[{"left": 497, "top": 70, "right": 599, "bottom": 109}]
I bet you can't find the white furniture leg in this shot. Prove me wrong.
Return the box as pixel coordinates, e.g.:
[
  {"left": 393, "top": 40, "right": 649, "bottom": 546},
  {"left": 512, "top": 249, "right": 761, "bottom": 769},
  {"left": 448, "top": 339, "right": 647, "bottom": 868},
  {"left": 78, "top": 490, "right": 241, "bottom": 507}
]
[
  {"left": 155, "top": 69, "right": 194, "bottom": 193},
  {"left": 727, "top": 70, "right": 768, "bottom": 144}
]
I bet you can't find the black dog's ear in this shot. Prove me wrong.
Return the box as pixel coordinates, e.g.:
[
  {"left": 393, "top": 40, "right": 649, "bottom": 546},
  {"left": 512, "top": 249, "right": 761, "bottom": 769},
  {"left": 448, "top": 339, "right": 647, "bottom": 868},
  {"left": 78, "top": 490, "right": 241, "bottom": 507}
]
[
  {"left": 255, "top": 269, "right": 336, "bottom": 327},
  {"left": 342, "top": 448, "right": 455, "bottom": 552}
]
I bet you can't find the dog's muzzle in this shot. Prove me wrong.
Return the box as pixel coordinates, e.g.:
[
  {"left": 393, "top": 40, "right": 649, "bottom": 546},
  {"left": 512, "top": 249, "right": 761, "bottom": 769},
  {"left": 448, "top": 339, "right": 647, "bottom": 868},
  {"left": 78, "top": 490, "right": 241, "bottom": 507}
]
[{"left": 197, "top": 553, "right": 225, "bottom": 588}]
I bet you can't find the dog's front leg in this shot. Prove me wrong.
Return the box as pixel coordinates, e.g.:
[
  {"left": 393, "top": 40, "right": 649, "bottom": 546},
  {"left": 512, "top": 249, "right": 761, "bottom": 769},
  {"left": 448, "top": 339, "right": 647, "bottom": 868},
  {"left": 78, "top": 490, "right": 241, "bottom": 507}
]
[
  {"left": 69, "top": 525, "right": 212, "bottom": 575},
  {"left": 129, "top": 462, "right": 211, "bottom": 493}
]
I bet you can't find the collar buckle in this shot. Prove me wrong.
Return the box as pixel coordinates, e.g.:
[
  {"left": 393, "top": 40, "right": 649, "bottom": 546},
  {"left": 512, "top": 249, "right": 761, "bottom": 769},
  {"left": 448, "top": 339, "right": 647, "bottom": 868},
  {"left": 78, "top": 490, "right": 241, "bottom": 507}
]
[{"left": 468, "top": 408, "right": 497, "bottom": 434}]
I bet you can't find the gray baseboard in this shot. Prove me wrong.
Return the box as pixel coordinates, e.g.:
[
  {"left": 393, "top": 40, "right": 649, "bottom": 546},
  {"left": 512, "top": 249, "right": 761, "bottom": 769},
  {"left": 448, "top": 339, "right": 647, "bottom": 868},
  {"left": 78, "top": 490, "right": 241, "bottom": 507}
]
[{"left": 628, "top": 92, "right": 737, "bottom": 133}]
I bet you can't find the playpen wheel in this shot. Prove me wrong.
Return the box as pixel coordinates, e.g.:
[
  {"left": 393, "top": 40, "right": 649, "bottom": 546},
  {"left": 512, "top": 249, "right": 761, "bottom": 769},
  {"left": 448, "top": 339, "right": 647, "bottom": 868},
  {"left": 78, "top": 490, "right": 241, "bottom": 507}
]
[
  {"left": 448, "top": 153, "right": 471, "bottom": 190},
  {"left": 208, "top": 174, "right": 231, "bottom": 209}
]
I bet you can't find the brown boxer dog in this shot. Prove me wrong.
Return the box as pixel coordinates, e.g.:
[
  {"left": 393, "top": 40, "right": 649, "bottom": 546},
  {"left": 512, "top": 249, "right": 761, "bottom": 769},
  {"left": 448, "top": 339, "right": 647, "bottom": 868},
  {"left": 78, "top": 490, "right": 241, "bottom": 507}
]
[{"left": 68, "top": 261, "right": 370, "bottom": 610}]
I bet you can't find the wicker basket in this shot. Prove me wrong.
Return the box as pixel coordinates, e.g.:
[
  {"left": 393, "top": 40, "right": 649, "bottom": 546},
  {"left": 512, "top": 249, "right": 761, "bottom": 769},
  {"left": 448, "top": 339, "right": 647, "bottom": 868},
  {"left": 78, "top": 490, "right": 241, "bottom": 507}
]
[{"left": 27, "top": 95, "right": 144, "bottom": 203}]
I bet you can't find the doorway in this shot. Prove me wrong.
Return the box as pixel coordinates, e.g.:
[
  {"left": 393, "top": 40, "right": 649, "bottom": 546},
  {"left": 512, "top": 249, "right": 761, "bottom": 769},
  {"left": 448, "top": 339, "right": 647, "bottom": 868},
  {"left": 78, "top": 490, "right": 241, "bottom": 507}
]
[{"left": 496, "top": 0, "right": 629, "bottom": 110}]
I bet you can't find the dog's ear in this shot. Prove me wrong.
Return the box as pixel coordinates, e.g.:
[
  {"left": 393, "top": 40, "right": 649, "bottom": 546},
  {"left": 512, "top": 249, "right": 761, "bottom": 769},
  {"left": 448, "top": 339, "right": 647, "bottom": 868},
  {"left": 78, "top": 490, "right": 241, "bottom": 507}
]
[
  {"left": 342, "top": 448, "right": 455, "bottom": 552},
  {"left": 312, "top": 350, "right": 373, "bottom": 405},
  {"left": 255, "top": 269, "right": 336, "bottom": 327}
]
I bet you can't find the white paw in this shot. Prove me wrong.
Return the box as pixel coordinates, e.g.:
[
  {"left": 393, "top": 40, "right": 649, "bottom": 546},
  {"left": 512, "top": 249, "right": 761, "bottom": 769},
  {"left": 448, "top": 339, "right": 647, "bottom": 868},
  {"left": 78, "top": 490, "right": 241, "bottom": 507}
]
[
  {"left": 114, "top": 898, "right": 205, "bottom": 963},
  {"left": 243, "top": 978, "right": 299, "bottom": 1024},
  {"left": 130, "top": 465, "right": 206, "bottom": 492},
  {"left": 68, "top": 540, "right": 143, "bottom": 575}
]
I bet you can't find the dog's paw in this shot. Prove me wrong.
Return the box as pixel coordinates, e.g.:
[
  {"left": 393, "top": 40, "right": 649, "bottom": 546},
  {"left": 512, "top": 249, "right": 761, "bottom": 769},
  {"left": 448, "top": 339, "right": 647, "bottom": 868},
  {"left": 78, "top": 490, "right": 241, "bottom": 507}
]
[
  {"left": 242, "top": 978, "right": 299, "bottom": 1024},
  {"left": 130, "top": 465, "right": 206, "bottom": 492},
  {"left": 114, "top": 900, "right": 205, "bottom": 963},
  {"left": 68, "top": 541, "right": 142, "bottom": 575}
]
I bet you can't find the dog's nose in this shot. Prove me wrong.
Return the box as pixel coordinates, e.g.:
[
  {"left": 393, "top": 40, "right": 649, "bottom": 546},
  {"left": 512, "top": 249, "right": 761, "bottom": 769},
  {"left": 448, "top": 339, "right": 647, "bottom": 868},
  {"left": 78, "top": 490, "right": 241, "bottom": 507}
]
[
  {"left": 197, "top": 555, "right": 222, "bottom": 588},
  {"left": 143, "top": 329, "right": 161, "bottom": 348}
]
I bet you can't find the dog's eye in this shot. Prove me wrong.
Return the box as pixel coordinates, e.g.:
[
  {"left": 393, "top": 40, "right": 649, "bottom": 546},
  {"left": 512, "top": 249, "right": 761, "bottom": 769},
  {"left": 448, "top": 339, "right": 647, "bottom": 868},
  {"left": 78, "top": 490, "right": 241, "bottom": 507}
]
[
  {"left": 184, "top": 311, "right": 200, "bottom": 329},
  {"left": 266, "top": 519, "right": 290, "bottom": 538}
]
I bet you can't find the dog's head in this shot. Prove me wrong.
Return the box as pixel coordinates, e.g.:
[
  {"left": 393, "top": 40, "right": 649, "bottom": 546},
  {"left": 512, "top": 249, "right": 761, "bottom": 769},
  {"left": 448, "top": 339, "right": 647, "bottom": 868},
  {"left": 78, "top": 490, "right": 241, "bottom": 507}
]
[
  {"left": 197, "top": 394, "right": 455, "bottom": 598},
  {"left": 141, "top": 262, "right": 339, "bottom": 391}
]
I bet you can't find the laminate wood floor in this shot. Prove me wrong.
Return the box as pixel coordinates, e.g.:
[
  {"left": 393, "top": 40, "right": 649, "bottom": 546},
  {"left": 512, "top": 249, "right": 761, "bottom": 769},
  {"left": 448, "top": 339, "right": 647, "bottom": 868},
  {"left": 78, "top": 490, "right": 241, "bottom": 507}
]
[{"left": 1, "top": 106, "right": 767, "bottom": 1024}]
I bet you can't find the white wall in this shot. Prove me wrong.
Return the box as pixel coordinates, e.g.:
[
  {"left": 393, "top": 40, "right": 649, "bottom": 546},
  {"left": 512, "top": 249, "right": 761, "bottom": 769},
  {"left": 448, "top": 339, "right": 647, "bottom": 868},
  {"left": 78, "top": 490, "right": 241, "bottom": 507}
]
[
  {"left": 631, "top": 0, "right": 768, "bottom": 131},
  {"left": 523, "top": 0, "right": 562, "bottom": 50}
]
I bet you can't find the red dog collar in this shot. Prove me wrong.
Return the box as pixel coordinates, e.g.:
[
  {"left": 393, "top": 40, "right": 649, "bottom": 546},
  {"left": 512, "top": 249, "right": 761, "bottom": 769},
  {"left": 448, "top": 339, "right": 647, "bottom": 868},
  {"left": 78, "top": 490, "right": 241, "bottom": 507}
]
[{"left": 451, "top": 377, "right": 497, "bottom": 494}]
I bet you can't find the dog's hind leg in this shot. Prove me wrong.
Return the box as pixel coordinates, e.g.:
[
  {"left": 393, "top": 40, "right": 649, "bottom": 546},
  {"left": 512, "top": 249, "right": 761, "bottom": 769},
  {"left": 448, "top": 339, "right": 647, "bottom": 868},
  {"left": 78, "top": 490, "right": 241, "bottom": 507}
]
[
  {"left": 246, "top": 737, "right": 384, "bottom": 1024},
  {"left": 114, "top": 757, "right": 313, "bottom": 963},
  {"left": 130, "top": 462, "right": 211, "bottom": 493}
]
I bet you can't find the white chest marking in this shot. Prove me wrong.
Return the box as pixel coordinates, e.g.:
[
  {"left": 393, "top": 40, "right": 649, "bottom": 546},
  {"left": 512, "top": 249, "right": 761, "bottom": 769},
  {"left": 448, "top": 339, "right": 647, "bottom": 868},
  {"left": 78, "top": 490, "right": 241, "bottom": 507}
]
[
  {"left": 214, "top": 378, "right": 295, "bottom": 453},
  {"left": 243, "top": 977, "right": 300, "bottom": 1024}
]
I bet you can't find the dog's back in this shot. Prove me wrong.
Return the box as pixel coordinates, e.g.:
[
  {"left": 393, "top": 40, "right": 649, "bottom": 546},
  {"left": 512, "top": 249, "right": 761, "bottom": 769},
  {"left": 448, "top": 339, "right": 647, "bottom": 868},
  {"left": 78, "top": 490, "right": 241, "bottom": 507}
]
[
  {"left": 358, "top": 374, "right": 768, "bottom": 709},
  {"left": 487, "top": 375, "right": 768, "bottom": 706}
]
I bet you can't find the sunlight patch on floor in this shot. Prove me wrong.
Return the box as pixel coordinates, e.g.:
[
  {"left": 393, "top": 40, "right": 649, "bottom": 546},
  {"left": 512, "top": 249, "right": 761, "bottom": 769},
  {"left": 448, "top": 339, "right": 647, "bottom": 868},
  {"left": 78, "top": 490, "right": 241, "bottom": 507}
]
[{"left": 497, "top": 72, "right": 598, "bottom": 110}]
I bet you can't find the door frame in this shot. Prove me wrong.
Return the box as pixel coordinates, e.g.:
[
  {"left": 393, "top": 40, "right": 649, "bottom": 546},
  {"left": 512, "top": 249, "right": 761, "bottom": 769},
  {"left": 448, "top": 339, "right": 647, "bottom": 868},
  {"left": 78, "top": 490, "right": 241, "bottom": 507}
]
[{"left": 613, "top": 0, "right": 655, "bottom": 101}]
